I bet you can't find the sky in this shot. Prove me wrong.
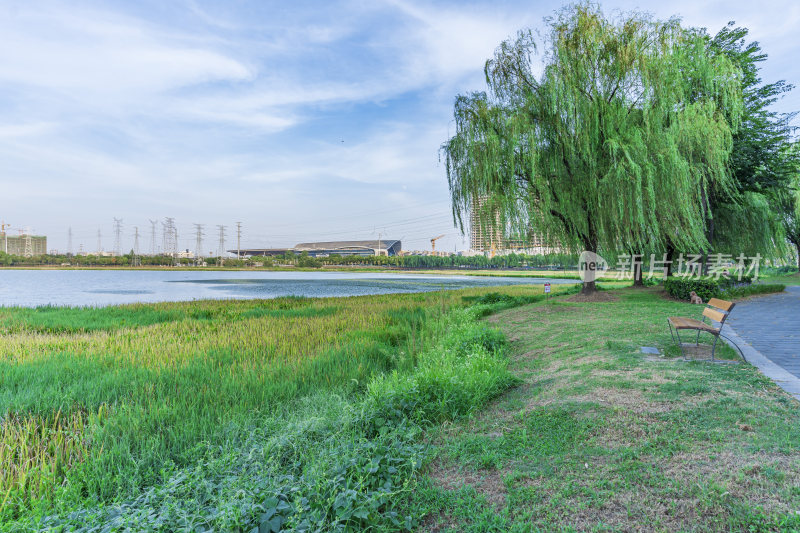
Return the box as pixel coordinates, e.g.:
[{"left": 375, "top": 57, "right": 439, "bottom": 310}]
[{"left": 2, "top": 0, "right": 799, "bottom": 255}]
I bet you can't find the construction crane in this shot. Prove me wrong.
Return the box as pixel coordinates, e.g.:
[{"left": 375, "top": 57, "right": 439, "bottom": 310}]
[{"left": 430, "top": 234, "right": 445, "bottom": 254}]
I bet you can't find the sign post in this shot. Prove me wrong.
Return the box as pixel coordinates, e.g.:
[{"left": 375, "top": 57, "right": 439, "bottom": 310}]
[{"left": 544, "top": 282, "right": 551, "bottom": 301}]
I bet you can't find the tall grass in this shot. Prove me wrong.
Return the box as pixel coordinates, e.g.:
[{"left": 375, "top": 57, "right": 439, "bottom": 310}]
[{"left": 0, "top": 284, "right": 563, "bottom": 526}]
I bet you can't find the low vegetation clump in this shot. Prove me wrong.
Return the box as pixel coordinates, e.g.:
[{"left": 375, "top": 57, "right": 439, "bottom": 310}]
[
  {"left": 663, "top": 275, "right": 784, "bottom": 301},
  {"left": 0, "top": 284, "right": 558, "bottom": 530}
]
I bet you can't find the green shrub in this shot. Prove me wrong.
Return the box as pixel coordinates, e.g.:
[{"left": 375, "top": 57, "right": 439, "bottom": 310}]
[
  {"left": 664, "top": 277, "right": 721, "bottom": 301},
  {"left": 718, "top": 275, "right": 752, "bottom": 290},
  {"left": 723, "top": 283, "right": 785, "bottom": 299},
  {"left": 665, "top": 276, "right": 784, "bottom": 301}
]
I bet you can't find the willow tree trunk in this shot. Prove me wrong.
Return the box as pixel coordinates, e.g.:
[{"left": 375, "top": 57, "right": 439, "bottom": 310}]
[
  {"left": 581, "top": 279, "right": 596, "bottom": 294},
  {"left": 665, "top": 243, "right": 675, "bottom": 277},
  {"left": 580, "top": 235, "right": 599, "bottom": 295},
  {"left": 633, "top": 255, "right": 644, "bottom": 287}
]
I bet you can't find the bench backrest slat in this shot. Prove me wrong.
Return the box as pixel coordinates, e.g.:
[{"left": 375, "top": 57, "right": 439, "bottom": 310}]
[
  {"left": 708, "top": 298, "right": 734, "bottom": 311},
  {"left": 703, "top": 307, "right": 726, "bottom": 323}
]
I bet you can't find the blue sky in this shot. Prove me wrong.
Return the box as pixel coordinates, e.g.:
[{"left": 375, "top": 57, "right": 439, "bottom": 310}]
[{"left": 2, "top": 0, "right": 799, "bottom": 254}]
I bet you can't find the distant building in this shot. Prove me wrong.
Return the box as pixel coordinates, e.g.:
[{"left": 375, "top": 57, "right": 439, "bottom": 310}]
[
  {"left": 294, "top": 240, "right": 401, "bottom": 257},
  {"left": 469, "top": 196, "right": 502, "bottom": 253},
  {"left": 469, "top": 196, "right": 559, "bottom": 255},
  {"left": 2, "top": 234, "right": 47, "bottom": 256},
  {"left": 232, "top": 240, "right": 402, "bottom": 258}
]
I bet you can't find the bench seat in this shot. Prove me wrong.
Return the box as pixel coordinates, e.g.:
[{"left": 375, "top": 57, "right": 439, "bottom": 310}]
[{"left": 667, "top": 316, "right": 718, "bottom": 333}]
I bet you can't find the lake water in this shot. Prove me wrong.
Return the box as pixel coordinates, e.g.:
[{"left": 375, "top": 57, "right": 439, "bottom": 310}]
[{"left": 0, "top": 270, "right": 577, "bottom": 307}]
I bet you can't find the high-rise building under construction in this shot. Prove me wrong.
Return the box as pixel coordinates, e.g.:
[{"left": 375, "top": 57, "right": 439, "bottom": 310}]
[
  {"left": 469, "top": 196, "right": 556, "bottom": 254},
  {"left": 469, "top": 196, "right": 502, "bottom": 252},
  {"left": 1, "top": 233, "right": 47, "bottom": 256}
]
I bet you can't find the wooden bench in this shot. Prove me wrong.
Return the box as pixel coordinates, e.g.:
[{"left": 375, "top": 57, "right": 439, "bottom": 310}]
[{"left": 667, "top": 298, "right": 740, "bottom": 362}]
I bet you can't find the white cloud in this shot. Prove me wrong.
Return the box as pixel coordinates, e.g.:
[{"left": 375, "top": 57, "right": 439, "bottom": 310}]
[{"left": 0, "top": 6, "right": 252, "bottom": 98}]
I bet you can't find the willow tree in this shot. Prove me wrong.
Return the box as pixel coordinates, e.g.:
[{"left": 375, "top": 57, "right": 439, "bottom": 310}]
[
  {"left": 780, "top": 165, "right": 800, "bottom": 268},
  {"left": 443, "top": 4, "right": 742, "bottom": 293},
  {"left": 705, "top": 24, "right": 799, "bottom": 259}
]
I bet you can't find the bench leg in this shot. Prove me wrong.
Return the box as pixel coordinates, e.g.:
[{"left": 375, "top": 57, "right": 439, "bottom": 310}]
[
  {"left": 711, "top": 334, "right": 719, "bottom": 362},
  {"left": 718, "top": 332, "right": 747, "bottom": 363},
  {"left": 668, "top": 321, "right": 687, "bottom": 361}
]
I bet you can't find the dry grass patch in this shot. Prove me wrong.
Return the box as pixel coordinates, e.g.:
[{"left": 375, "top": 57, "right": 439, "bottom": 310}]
[
  {"left": 427, "top": 462, "right": 508, "bottom": 510},
  {"left": 662, "top": 449, "right": 800, "bottom": 515},
  {"left": 568, "top": 387, "right": 676, "bottom": 414},
  {"left": 565, "top": 291, "right": 620, "bottom": 303}
]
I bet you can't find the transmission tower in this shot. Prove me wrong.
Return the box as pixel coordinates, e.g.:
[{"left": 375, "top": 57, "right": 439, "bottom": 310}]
[
  {"left": 149, "top": 219, "right": 158, "bottom": 255},
  {"left": 193, "top": 223, "right": 204, "bottom": 266},
  {"left": 113, "top": 218, "right": 123, "bottom": 256},
  {"left": 133, "top": 226, "right": 141, "bottom": 266},
  {"left": 236, "top": 221, "right": 242, "bottom": 259},
  {"left": 162, "top": 217, "right": 177, "bottom": 264},
  {"left": 216, "top": 225, "right": 226, "bottom": 266},
  {"left": 67, "top": 227, "right": 73, "bottom": 256},
  {"left": 23, "top": 227, "right": 32, "bottom": 257},
  {"left": 97, "top": 229, "right": 102, "bottom": 255},
  {"left": 173, "top": 225, "right": 179, "bottom": 265}
]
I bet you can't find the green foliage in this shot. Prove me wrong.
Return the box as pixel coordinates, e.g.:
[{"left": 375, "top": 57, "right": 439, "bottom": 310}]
[
  {"left": 713, "top": 191, "right": 789, "bottom": 258},
  {"left": 723, "top": 283, "right": 786, "bottom": 299},
  {"left": 366, "top": 307, "right": 519, "bottom": 427},
  {"left": 443, "top": 3, "right": 742, "bottom": 276},
  {"left": 707, "top": 24, "right": 800, "bottom": 257},
  {"left": 297, "top": 251, "right": 322, "bottom": 268},
  {"left": 664, "top": 276, "right": 783, "bottom": 301},
  {"left": 780, "top": 170, "right": 800, "bottom": 268},
  {"left": 664, "top": 277, "right": 722, "bottom": 301}
]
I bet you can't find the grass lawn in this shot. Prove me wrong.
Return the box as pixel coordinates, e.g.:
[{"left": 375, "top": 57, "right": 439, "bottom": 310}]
[
  {"left": 761, "top": 272, "right": 800, "bottom": 286},
  {"left": 411, "top": 287, "right": 800, "bottom": 531}
]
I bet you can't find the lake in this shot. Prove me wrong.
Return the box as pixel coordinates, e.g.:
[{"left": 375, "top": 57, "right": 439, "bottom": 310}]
[{"left": 0, "top": 270, "right": 577, "bottom": 307}]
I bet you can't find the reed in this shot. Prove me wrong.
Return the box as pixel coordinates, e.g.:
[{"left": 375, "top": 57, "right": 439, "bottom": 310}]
[{"left": 0, "top": 284, "right": 555, "bottom": 522}]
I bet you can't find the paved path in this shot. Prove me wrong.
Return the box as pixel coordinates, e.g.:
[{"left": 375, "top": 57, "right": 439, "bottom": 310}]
[
  {"left": 723, "top": 286, "right": 800, "bottom": 400},
  {"left": 726, "top": 286, "right": 800, "bottom": 375}
]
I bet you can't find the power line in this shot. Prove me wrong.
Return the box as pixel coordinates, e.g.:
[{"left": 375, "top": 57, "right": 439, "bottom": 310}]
[
  {"left": 244, "top": 212, "right": 454, "bottom": 241},
  {"left": 261, "top": 199, "right": 447, "bottom": 230}
]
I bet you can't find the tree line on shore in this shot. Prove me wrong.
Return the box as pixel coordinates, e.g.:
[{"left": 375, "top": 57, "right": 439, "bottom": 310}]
[{"left": 0, "top": 250, "right": 579, "bottom": 270}]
